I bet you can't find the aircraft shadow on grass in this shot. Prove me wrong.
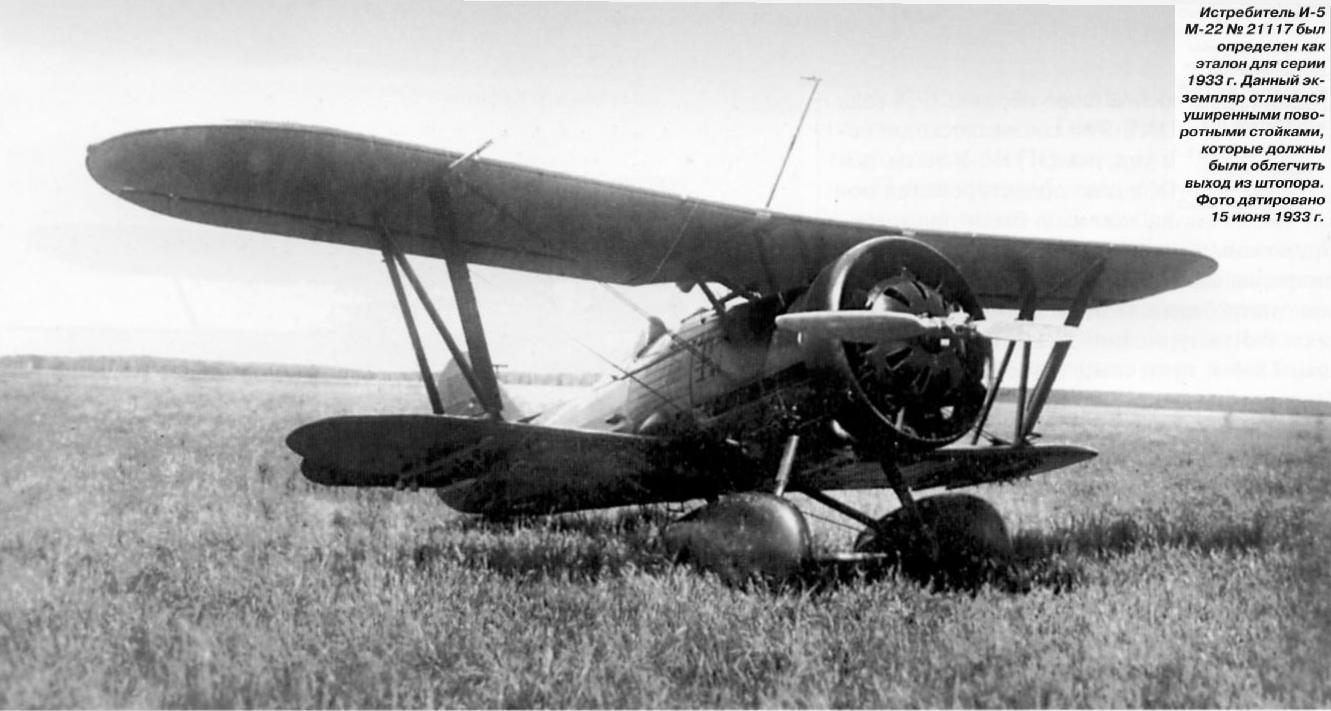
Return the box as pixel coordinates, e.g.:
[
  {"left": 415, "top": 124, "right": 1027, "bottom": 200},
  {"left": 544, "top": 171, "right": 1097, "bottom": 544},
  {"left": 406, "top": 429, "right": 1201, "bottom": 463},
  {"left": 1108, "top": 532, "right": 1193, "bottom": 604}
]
[
  {"left": 409, "top": 507, "right": 680, "bottom": 582},
  {"left": 1004, "top": 512, "right": 1277, "bottom": 590},
  {"left": 408, "top": 506, "right": 1278, "bottom": 595}
]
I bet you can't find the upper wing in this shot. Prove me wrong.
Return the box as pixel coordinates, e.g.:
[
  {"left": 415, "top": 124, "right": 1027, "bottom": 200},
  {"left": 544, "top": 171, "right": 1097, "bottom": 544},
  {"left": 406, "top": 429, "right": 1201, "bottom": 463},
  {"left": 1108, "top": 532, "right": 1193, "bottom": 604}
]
[{"left": 87, "top": 123, "right": 1216, "bottom": 310}]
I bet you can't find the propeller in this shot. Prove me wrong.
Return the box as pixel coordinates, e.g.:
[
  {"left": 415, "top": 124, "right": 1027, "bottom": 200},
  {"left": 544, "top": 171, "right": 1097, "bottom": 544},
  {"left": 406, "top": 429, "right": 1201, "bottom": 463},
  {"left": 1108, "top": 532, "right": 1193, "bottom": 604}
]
[{"left": 775, "top": 310, "right": 1077, "bottom": 344}]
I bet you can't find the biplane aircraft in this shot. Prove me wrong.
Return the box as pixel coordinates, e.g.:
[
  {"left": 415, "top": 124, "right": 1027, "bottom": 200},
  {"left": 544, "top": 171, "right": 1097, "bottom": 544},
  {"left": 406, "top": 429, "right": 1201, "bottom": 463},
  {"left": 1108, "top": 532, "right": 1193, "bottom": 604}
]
[{"left": 87, "top": 124, "right": 1217, "bottom": 586}]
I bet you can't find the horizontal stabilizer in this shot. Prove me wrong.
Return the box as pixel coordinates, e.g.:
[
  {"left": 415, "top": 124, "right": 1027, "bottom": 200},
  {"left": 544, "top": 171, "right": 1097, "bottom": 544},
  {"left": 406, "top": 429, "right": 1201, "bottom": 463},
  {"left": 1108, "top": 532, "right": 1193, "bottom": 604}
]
[{"left": 438, "top": 355, "right": 527, "bottom": 419}]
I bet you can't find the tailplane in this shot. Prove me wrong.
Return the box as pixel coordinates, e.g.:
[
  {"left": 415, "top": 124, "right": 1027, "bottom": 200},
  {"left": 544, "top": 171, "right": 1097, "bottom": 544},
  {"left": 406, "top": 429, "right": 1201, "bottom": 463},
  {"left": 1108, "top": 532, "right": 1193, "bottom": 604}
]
[{"left": 437, "top": 355, "right": 526, "bottom": 419}]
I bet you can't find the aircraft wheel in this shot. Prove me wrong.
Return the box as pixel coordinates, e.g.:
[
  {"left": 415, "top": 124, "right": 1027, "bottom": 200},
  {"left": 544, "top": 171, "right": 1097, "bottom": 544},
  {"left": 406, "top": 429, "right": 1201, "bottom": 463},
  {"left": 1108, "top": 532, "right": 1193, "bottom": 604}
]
[{"left": 853, "top": 493, "right": 1013, "bottom": 590}]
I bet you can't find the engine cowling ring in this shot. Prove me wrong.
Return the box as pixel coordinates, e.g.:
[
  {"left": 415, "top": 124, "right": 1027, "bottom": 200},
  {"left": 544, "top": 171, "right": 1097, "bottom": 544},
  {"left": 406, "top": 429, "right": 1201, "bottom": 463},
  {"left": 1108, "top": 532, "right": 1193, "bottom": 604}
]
[{"left": 798, "top": 237, "right": 989, "bottom": 451}]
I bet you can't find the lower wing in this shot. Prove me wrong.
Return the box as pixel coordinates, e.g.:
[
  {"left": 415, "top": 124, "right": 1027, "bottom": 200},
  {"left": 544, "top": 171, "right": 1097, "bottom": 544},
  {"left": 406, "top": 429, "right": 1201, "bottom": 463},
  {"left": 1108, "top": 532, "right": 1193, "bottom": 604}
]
[
  {"left": 791, "top": 443, "right": 1098, "bottom": 492},
  {"left": 287, "top": 415, "right": 760, "bottom": 515}
]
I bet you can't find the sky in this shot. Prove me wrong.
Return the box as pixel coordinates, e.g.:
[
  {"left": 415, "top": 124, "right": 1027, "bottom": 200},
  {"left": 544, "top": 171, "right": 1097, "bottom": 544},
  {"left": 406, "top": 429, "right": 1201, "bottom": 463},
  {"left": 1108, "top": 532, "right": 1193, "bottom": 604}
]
[{"left": 1, "top": 2, "right": 1328, "bottom": 400}]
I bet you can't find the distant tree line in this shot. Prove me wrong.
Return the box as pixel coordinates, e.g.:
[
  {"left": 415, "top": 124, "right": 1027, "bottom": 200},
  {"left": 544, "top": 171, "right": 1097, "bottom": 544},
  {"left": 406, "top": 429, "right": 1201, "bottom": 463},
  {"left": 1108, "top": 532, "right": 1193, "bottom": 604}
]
[
  {"left": 994, "top": 387, "right": 1331, "bottom": 418},
  {"left": 3, "top": 354, "right": 1328, "bottom": 415},
  {"left": 498, "top": 370, "right": 601, "bottom": 387},
  {"left": 0, "top": 355, "right": 600, "bottom": 387}
]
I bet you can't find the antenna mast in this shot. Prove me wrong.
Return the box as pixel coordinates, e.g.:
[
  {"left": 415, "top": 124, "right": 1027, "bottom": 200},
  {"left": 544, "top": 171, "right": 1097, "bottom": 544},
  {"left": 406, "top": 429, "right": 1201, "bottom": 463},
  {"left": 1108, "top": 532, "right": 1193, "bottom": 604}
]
[{"left": 765, "top": 75, "right": 822, "bottom": 209}]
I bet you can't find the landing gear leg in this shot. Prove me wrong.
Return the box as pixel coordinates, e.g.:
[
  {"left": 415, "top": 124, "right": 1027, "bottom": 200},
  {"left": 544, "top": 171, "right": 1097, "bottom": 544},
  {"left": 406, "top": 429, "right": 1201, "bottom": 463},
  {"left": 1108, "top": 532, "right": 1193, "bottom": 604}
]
[
  {"left": 878, "top": 459, "right": 940, "bottom": 567},
  {"left": 772, "top": 434, "right": 800, "bottom": 496}
]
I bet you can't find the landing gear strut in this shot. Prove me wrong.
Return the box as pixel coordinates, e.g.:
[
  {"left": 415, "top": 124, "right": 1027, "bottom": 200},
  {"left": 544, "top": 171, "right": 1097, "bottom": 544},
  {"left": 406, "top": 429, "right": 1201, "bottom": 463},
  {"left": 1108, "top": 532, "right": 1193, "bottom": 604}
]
[
  {"left": 877, "top": 458, "right": 940, "bottom": 566},
  {"left": 663, "top": 430, "right": 1014, "bottom": 589}
]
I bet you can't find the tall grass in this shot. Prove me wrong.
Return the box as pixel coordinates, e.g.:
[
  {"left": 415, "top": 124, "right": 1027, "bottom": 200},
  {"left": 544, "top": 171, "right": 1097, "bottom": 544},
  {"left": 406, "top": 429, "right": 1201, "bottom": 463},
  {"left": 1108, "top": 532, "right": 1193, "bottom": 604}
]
[{"left": 1, "top": 371, "right": 1328, "bottom": 707}]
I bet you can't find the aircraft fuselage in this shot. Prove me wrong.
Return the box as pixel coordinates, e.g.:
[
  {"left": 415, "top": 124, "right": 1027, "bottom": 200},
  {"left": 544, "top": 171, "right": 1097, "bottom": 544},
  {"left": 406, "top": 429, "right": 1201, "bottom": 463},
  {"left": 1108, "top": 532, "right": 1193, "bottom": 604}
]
[{"left": 532, "top": 291, "right": 842, "bottom": 464}]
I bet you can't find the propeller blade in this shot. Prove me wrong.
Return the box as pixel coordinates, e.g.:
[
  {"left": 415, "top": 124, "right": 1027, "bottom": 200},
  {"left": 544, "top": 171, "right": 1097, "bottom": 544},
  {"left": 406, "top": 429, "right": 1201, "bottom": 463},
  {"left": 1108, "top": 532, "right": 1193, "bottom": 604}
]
[
  {"left": 776, "top": 311, "right": 1079, "bottom": 344},
  {"left": 775, "top": 311, "right": 931, "bottom": 342},
  {"left": 972, "top": 320, "right": 1077, "bottom": 343}
]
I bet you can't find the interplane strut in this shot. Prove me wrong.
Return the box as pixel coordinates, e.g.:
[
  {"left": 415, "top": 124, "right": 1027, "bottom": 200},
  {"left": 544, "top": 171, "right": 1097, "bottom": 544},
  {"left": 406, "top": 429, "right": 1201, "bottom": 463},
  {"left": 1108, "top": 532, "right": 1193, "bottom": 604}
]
[
  {"left": 1022, "top": 259, "right": 1105, "bottom": 438},
  {"left": 375, "top": 174, "right": 510, "bottom": 421},
  {"left": 381, "top": 236, "right": 444, "bottom": 415},
  {"left": 430, "top": 180, "right": 504, "bottom": 420},
  {"left": 967, "top": 259, "right": 1107, "bottom": 446}
]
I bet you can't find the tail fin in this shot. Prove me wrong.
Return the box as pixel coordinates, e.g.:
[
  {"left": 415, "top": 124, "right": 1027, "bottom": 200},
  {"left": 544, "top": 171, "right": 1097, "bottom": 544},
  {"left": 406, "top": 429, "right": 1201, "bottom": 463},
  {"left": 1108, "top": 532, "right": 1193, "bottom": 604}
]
[{"left": 437, "top": 355, "right": 526, "bottom": 419}]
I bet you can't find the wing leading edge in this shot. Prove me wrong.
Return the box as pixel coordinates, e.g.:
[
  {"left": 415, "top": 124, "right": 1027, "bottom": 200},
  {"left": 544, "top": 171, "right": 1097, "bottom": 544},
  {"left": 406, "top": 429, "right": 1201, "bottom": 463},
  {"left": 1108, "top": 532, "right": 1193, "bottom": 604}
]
[{"left": 88, "top": 124, "right": 1216, "bottom": 311}]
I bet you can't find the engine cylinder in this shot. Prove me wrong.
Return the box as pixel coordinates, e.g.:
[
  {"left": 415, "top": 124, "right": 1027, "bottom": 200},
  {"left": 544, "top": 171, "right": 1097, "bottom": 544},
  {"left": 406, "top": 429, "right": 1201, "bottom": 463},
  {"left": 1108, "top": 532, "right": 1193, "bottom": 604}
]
[{"left": 797, "top": 237, "right": 989, "bottom": 450}]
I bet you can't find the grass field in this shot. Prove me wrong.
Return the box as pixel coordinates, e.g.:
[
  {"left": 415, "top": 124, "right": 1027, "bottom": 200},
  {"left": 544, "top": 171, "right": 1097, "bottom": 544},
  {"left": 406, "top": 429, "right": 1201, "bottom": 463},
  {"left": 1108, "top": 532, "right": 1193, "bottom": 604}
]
[{"left": 2, "top": 370, "right": 1329, "bottom": 707}]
